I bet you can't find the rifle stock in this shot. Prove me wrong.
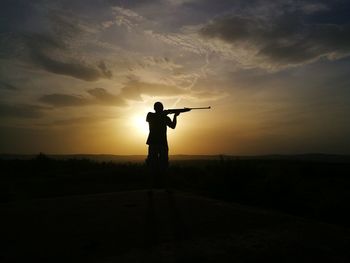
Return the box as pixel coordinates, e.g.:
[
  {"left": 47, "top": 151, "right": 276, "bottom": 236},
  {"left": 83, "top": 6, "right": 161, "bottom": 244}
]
[{"left": 164, "top": 106, "right": 211, "bottom": 115}]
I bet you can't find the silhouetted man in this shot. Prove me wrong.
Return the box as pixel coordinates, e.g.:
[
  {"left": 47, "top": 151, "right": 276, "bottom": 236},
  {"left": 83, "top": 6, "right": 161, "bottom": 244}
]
[{"left": 146, "top": 102, "right": 178, "bottom": 187}]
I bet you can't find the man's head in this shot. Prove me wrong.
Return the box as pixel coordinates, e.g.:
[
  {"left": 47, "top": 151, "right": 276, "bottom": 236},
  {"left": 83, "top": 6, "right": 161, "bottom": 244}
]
[{"left": 154, "top": 102, "right": 164, "bottom": 113}]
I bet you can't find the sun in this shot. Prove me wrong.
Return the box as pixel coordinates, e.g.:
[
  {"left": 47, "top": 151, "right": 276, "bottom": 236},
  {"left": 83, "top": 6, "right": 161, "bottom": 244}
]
[{"left": 131, "top": 115, "right": 149, "bottom": 137}]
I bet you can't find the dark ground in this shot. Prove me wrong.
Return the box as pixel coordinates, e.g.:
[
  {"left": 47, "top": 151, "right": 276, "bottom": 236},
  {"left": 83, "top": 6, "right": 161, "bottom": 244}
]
[
  {"left": 1, "top": 155, "right": 350, "bottom": 262},
  {"left": 1, "top": 190, "right": 350, "bottom": 263}
]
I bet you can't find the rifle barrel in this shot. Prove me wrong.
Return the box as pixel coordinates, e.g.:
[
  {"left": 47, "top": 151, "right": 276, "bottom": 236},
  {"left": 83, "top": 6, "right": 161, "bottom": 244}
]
[{"left": 188, "top": 106, "right": 211, "bottom": 110}]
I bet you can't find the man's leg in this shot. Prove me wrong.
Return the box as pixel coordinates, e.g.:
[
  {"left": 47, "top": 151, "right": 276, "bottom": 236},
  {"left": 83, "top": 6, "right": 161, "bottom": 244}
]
[
  {"left": 146, "top": 145, "right": 158, "bottom": 167},
  {"left": 159, "top": 146, "right": 169, "bottom": 188},
  {"left": 146, "top": 145, "right": 158, "bottom": 189},
  {"left": 159, "top": 146, "right": 169, "bottom": 168}
]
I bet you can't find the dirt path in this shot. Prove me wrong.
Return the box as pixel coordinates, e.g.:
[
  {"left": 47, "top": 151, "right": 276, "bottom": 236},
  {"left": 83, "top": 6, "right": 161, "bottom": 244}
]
[{"left": 1, "top": 190, "right": 349, "bottom": 262}]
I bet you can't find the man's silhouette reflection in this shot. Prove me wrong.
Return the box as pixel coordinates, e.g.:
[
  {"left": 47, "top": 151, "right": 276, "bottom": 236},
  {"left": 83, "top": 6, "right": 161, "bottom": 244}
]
[{"left": 146, "top": 102, "right": 179, "bottom": 188}]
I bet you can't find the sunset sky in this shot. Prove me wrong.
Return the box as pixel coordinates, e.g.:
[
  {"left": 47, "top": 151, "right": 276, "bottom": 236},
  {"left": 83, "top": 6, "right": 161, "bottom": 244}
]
[{"left": 1, "top": 0, "right": 350, "bottom": 155}]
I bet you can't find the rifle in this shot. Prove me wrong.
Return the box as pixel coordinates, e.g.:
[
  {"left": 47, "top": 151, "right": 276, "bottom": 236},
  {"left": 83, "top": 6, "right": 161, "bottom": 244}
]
[{"left": 164, "top": 106, "right": 211, "bottom": 115}]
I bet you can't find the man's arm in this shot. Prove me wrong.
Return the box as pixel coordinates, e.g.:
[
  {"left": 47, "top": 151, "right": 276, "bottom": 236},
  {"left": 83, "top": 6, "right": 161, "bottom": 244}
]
[
  {"left": 146, "top": 112, "right": 151, "bottom": 122},
  {"left": 167, "top": 113, "right": 179, "bottom": 129}
]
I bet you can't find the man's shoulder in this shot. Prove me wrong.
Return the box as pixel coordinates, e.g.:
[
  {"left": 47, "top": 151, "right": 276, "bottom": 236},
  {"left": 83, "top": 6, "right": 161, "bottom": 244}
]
[{"left": 146, "top": 112, "right": 155, "bottom": 121}]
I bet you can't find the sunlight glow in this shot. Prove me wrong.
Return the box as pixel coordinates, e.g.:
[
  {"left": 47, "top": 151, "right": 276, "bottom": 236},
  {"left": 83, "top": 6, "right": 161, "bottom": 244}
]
[{"left": 132, "top": 115, "right": 149, "bottom": 137}]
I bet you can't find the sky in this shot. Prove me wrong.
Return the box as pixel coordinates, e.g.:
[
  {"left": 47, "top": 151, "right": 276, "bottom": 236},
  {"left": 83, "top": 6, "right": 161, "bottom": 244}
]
[{"left": 1, "top": 0, "right": 350, "bottom": 155}]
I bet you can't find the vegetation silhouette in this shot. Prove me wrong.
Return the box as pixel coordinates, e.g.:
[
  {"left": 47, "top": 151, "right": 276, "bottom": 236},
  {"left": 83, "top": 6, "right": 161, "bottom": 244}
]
[{"left": 1, "top": 153, "right": 350, "bottom": 227}]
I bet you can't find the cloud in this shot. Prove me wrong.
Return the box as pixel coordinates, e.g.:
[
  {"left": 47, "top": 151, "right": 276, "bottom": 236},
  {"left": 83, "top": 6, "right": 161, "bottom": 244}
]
[
  {"left": 39, "top": 88, "right": 126, "bottom": 107},
  {"left": 0, "top": 7, "right": 113, "bottom": 82},
  {"left": 107, "top": 0, "right": 161, "bottom": 8},
  {"left": 23, "top": 31, "right": 113, "bottom": 81},
  {"left": 301, "top": 3, "right": 329, "bottom": 14},
  {"left": 50, "top": 116, "right": 101, "bottom": 126},
  {"left": 199, "top": 12, "right": 350, "bottom": 68},
  {"left": 0, "top": 103, "right": 44, "bottom": 118},
  {"left": 182, "top": 0, "right": 241, "bottom": 14},
  {"left": 189, "top": 89, "right": 227, "bottom": 101},
  {"left": 119, "top": 79, "right": 226, "bottom": 102},
  {"left": 25, "top": 32, "right": 66, "bottom": 50},
  {"left": 143, "top": 30, "right": 207, "bottom": 55},
  {"left": 0, "top": 81, "right": 17, "bottom": 90},
  {"left": 87, "top": 88, "right": 126, "bottom": 106},
  {"left": 38, "top": 76, "right": 223, "bottom": 108},
  {"left": 39, "top": 79, "right": 223, "bottom": 109},
  {"left": 110, "top": 6, "right": 147, "bottom": 30},
  {"left": 98, "top": 61, "right": 113, "bottom": 78},
  {"left": 30, "top": 49, "right": 112, "bottom": 81},
  {"left": 39, "top": 94, "right": 89, "bottom": 107},
  {"left": 120, "top": 80, "right": 188, "bottom": 100},
  {"left": 48, "top": 9, "right": 98, "bottom": 40}
]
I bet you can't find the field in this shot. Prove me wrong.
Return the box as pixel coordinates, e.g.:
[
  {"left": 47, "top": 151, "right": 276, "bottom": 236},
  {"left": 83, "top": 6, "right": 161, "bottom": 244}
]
[{"left": 1, "top": 154, "right": 350, "bottom": 262}]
